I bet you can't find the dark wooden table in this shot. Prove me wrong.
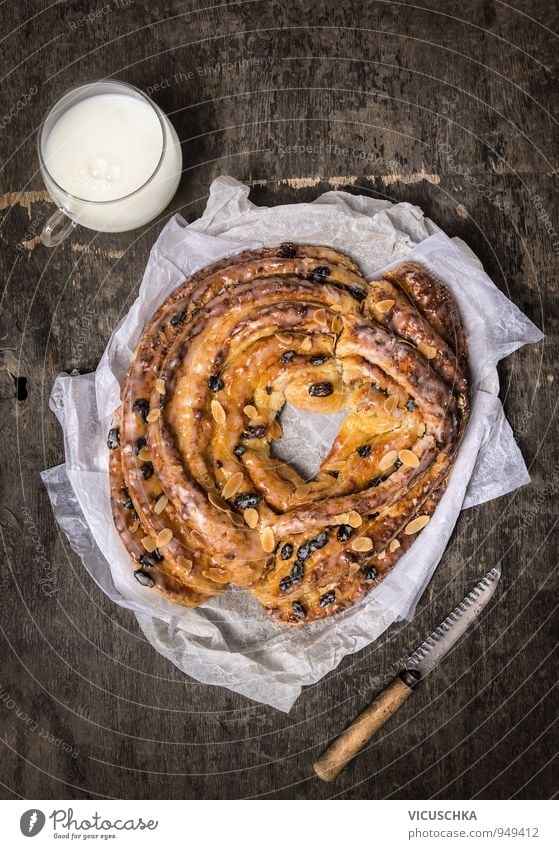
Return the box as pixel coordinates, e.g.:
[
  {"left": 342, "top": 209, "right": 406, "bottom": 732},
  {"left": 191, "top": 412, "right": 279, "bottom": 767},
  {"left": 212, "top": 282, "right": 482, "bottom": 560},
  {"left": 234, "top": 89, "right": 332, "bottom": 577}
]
[{"left": 0, "top": 0, "right": 557, "bottom": 800}]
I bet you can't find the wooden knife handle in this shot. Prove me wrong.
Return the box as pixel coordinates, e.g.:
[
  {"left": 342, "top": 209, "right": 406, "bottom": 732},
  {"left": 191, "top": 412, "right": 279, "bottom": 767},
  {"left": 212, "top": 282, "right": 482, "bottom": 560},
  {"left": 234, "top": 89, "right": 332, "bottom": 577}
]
[{"left": 313, "top": 671, "right": 419, "bottom": 782}]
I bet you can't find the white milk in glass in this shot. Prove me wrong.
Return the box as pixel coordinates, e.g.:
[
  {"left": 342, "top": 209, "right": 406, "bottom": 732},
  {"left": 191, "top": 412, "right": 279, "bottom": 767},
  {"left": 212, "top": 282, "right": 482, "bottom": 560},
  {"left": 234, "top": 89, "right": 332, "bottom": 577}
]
[{"left": 42, "top": 93, "right": 182, "bottom": 231}]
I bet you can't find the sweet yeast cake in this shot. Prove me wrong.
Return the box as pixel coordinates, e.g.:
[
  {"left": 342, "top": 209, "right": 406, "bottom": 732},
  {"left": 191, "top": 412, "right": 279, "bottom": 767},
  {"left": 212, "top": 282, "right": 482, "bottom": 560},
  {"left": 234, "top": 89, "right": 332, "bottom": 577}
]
[{"left": 108, "top": 245, "right": 469, "bottom": 624}]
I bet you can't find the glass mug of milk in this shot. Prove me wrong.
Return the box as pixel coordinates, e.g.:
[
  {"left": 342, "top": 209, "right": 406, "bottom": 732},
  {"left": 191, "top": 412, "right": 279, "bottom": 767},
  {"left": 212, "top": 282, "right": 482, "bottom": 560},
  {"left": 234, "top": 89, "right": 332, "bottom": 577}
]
[{"left": 38, "top": 80, "right": 182, "bottom": 246}]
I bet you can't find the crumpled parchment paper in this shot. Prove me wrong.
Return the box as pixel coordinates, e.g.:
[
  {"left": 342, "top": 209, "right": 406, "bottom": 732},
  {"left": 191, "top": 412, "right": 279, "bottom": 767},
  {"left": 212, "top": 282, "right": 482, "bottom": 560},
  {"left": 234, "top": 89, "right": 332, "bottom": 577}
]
[{"left": 41, "top": 176, "right": 543, "bottom": 711}]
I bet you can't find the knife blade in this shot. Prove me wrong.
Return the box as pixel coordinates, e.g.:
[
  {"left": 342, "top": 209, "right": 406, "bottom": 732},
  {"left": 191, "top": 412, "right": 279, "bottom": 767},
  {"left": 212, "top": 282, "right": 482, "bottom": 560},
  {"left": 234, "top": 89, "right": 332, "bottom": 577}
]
[
  {"left": 314, "top": 566, "right": 502, "bottom": 782},
  {"left": 405, "top": 565, "right": 501, "bottom": 679}
]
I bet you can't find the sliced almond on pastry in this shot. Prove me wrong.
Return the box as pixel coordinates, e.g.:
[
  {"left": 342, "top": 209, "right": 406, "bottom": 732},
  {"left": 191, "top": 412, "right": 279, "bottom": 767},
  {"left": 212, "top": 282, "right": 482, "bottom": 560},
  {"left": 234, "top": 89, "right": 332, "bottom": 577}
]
[{"left": 404, "top": 515, "right": 430, "bottom": 535}]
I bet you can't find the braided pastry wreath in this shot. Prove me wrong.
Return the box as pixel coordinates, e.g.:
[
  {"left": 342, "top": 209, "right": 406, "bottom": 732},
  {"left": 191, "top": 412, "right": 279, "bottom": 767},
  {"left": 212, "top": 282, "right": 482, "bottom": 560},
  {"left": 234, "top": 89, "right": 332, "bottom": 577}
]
[{"left": 108, "top": 244, "right": 469, "bottom": 624}]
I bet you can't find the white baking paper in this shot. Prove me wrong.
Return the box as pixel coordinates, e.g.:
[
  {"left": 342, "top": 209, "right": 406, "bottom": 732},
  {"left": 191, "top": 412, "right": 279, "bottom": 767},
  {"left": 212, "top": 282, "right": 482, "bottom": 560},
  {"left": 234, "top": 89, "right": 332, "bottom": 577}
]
[{"left": 41, "top": 176, "right": 543, "bottom": 712}]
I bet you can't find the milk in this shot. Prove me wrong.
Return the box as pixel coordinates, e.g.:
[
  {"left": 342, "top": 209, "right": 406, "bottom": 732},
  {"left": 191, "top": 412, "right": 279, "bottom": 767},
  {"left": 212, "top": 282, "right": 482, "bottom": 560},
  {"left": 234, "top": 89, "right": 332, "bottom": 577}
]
[{"left": 42, "top": 92, "right": 182, "bottom": 232}]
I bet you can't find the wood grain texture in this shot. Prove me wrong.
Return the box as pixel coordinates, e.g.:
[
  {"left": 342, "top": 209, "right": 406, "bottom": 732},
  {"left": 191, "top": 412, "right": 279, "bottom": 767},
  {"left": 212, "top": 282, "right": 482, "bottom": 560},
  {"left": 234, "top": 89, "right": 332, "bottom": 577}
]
[
  {"left": 0, "top": 0, "right": 557, "bottom": 800},
  {"left": 314, "top": 676, "right": 415, "bottom": 782}
]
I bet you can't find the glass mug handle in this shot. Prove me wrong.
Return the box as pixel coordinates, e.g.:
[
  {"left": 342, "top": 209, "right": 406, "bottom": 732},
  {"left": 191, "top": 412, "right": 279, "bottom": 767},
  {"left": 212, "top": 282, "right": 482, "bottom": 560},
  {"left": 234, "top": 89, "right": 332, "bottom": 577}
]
[{"left": 41, "top": 208, "right": 77, "bottom": 247}]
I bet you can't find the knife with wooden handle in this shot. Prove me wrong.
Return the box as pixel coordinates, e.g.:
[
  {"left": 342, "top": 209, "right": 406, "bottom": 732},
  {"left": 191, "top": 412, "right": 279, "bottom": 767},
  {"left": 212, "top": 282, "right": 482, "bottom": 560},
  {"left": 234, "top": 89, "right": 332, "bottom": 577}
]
[{"left": 314, "top": 566, "right": 501, "bottom": 782}]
